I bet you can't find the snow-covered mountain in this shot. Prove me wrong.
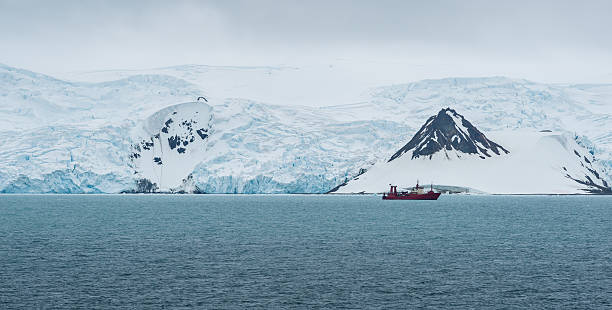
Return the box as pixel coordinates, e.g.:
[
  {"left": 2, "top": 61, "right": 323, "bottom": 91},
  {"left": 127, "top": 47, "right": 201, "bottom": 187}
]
[
  {"left": 389, "top": 108, "right": 508, "bottom": 161},
  {"left": 334, "top": 109, "right": 609, "bottom": 194},
  {"left": 130, "top": 101, "right": 214, "bottom": 191},
  {"left": 0, "top": 63, "right": 610, "bottom": 193}
]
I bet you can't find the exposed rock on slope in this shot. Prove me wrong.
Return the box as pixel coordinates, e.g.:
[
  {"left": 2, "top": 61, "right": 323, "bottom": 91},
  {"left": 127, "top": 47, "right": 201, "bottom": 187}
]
[
  {"left": 390, "top": 108, "right": 509, "bottom": 161},
  {"left": 335, "top": 109, "right": 609, "bottom": 194}
]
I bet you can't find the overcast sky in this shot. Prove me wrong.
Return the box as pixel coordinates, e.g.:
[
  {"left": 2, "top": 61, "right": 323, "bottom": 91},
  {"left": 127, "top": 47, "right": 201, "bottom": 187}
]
[{"left": 1, "top": 0, "right": 611, "bottom": 83}]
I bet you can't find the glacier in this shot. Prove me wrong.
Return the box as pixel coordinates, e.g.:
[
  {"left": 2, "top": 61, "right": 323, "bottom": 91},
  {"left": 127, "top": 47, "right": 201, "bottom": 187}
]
[{"left": 0, "top": 63, "right": 611, "bottom": 193}]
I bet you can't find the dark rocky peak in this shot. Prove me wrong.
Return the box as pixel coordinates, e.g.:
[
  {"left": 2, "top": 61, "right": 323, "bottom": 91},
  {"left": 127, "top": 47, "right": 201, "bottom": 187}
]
[{"left": 389, "top": 108, "right": 509, "bottom": 161}]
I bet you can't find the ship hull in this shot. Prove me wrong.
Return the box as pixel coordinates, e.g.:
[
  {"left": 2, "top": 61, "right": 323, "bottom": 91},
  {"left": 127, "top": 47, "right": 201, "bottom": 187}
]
[{"left": 382, "top": 192, "right": 441, "bottom": 200}]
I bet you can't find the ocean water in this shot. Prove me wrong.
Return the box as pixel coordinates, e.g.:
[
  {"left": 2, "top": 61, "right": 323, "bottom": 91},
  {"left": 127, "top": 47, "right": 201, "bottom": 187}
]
[{"left": 0, "top": 195, "right": 610, "bottom": 309}]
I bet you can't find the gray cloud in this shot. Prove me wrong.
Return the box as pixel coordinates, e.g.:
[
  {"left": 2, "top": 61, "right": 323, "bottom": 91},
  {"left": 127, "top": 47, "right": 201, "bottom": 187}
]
[{"left": 1, "top": 0, "right": 611, "bottom": 82}]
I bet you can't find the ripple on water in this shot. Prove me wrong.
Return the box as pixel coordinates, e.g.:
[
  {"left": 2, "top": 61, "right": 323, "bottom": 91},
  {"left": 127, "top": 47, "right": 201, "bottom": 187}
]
[{"left": 0, "top": 194, "right": 611, "bottom": 308}]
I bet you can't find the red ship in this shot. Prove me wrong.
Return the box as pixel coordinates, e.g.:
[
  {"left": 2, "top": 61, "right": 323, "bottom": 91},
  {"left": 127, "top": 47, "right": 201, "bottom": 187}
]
[{"left": 382, "top": 182, "right": 441, "bottom": 200}]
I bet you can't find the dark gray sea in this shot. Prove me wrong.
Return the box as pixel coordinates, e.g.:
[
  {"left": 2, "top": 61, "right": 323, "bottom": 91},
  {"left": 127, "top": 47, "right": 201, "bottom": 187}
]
[{"left": 0, "top": 195, "right": 610, "bottom": 309}]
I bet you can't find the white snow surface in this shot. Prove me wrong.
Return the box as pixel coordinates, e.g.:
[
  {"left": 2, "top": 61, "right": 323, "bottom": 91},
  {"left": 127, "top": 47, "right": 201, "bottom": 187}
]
[
  {"left": 0, "top": 63, "right": 610, "bottom": 193},
  {"left": 130, "top": 102, "right": 214, "bottom": 190},
  {"left": 336, "top": 130, "right": 607, "bottom": 194}
]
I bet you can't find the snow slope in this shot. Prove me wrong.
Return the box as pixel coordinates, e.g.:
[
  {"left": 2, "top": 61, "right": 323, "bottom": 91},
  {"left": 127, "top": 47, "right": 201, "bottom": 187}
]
[
  {"left": 0, "top": 63, "right": 202, "bottom": 130},
  {"left": 0, "top": 63, "right": 610, "bottom": 193},
  {"left": 335, "top": 110, "right": 608, "bottom": 194},
  {"left": 130, "top": 101, "right": 214, "bottom": 191},
  {"left": 55, "top": 64, "right": 373, "bottom": 109}
]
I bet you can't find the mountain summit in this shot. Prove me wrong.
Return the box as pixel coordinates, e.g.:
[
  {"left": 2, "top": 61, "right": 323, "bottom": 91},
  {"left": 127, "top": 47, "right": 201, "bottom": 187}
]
[{"left": 389, "top": 108, "right": 509, "bottom": 161}]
